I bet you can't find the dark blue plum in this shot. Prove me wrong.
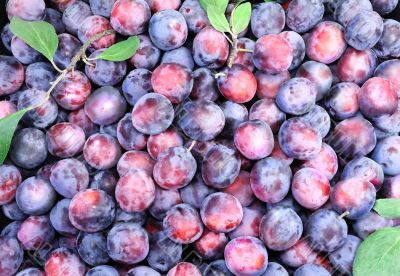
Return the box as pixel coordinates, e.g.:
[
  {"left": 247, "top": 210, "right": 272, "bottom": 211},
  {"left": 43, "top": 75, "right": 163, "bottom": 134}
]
[
  {"left": 89, "top": 0, "right": 116, "bottom": 17},
  {"left": 250, "top": 157, "right": 292, "bottom": 203},
  {"left": 220, "top": 101, "right": 248, "bottom": 138},
  {"left": 279, "top": 31, "right": 305, "bottom": 70},
  {"left": 0, "top": 237, "right": 24, "bottom": 276},
  {"left": 10, "top": 128, "right": 48, "bottom": 169},
  {"left": 77, "top": 231, "right": 109, "bottom": 266},
  {"left": 276, "top": 78, "right": 317, "bottom": 115},
  {"left": 85, "top": 50, "right": 127, "bottom": 86},
  {"left": 62, "top": 0, "right": 93, "bottom": 35},
  {"left": 2, "top": 201, "right": 27, "bottom": 221},
  {"left": 179, "top": 0, "right": 210, "bottom": 33},
  {"left": 132, "top": 93, "right": 174, "bottom": 135},
  {"left": 263, "top": 262, "right": 289, "bottom": 276},
  {"left": 129, "top": 35, "right": 161, "bottom": 70},
  {"left": 190, "top": 67, "right": 219, "bottom": 101},
  {"left": 260, "top": 206, "right": 303, "bottom": 251},
  {"left": 373, "top": 19, "right": 400, "bottom": 59},
  {"left": 149, "top": 10, "right": 188, "bottom": 51},
  {"left": 127, "top": 266, "right": 161, "bottom": 276},
  {"left": 371, "top": 0, "right": 399, "bottom": 15},
  {"left": 1, "top": 221, "right": 22, "bottom": 238},
  {"left": 294, "top": 264, "right": 330, "bottom": 276},
  {"left": 334, "top": 0, "right": 372, "bottom": 26},
  {"left": 11, "top": 37, "right": 42, "bottom": 65},
  {"left": 0, "top": 55, "right": 24, "bottom": 96},
  {"left": 329, "top": 235, "right": 361, "bottom": 274},
  {"left": 49, "top": 199, "right": 79, "bottom": 236},
  {"left": 306, "top": 208, "right": 348, "bottom": 252},
  {"left": 1, "top": 24, "right": 13, "bottom": 52},
  {"left": 90, "top": 170, "right": 118, "bottom": 197},
  {"left": 203, "top": 260, "right": 233, "bottom": 276},
  {"left": 54, "top": 33, "right": 82, "bottom": 70},
  {"left": 201, "top": 144, "right": 241, "bottom": 189},
  {"left": 251, "top": 2, "right": 285, "bottom": 38},
  {"left": 122, "top": 69, "right": 152, "bottom": 106},
  {"left": 16, "top": 176, "right": 56, "bottom": 215},
  {"left": 286, "top": 0, "right": 324, "bottom": 33},
  {"left": 161, "top": 47, "right": 194, "bottom": 70},
  {"left": 372, "top": 135, "right": 400, "bottom": 176},
  {"left": 345, "top": 11, "right": 383, "bottom": 51},
  {"left": 44, "top": 8, "right": 65, "bottom": 33},
  {"left": 352, "top": 211, "right": 393, "bottom": 239},
  {"left": 107, "top": 222, "right": 149, "bottom": 264},
  {"left": 147, "top": 231, "right": 182, "bottom": 272},
  {"left": 117, "top": 113, "right": 147, "bottom": 151},
  {"left": 25, "top": 62, "right": 56, "bottom": 91},
  {"left": 178, "top": 100, "right": 225, "bottom": 141},
  {"left": 86, "top": 265, "right": 119, "bottom": 276}
]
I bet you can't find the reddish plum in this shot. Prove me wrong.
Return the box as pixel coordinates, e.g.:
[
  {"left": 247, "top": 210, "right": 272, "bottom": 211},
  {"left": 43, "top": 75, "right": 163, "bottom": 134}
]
[
  {"left": 116, "top": 169, "right": 155, "bottom": 212},
  {"left": 329, "top": 116, "right": 376, "bottom": 159},
  {"left": 194, "top": 229, "right": 227, "bottom": 260},
  {"left": 45, "top": 248, "right": 86, "bottom": 276},
  {"left": 151, "top": 63, "right": 193, "bottom": 103},
  {"left": 46, "top": 123, "right": 86, "bottom": 158},
  {"left": 255, "top": 70, "right": 290, "bottom": 99},
  {"left": 17, "top": 215, "right": 55, "bottom": 250},
  {"left": 153, "top": 146, "right": 197, "bottom": 190},
  {"left": 83, "top": 133, "right": 121, "bottom": 170},
  {"left": 6, "top": 0, "right": 45, "bottom": 21},
  {"left": 117, "top": 150, "right": 155, "bottom": 176},
  {"left": 358, "top": 77, "right": 398, "bottom": 118},
  {"left": 200, "top": 192, "right": 243, "bottom": 233},
  {"left": 301, "top": 143, "right": 338, "bottom": 180},
  {"left": 331, "top": 177, "right": 376, "bottom": 219},
  {"left": 337, "top": 48, "right": 377, "bottom": 85},
  {"left": 69, "top": 189, "right": 115, "bottom": 232},
  {"left": 228, "top": 206, "right": 263, "bottom": 239},
  {"left": 306, "top": 21, "right": 346, "bottom": 64},
  {"left": 0, "top": 164, "right": 21, "bottom": 205},
  {"left": 325, "top": 82, "right": 360, "bottom": 120},
  {"left": 278, "top": 118, "right": 322, "bottom": 160},
  {"left": 217, "top": 64, "right": 257, "bottom": 104},
  {"left": 292, "top": 168, "right": 330, "bottom": 210},
  {"left": 167, "top": 262, "right": 201, "bottom": 276},
  {"left": 222, "top": 171, "right": 254, "bottom": 207},
  {"left": 253, "top": 34, "right": 293, "bottom": 73},
  {"left": 224, "top": 236, "right": 268, "bottom": 276},
  {"left": 234, "top": 120, "right": 274, "bottom": 160},
  {"left": 192, "top": 27, "right": 229, "bottom": 69},
  {"left": 78, "top": 15, "right": 116, "bottom": 51},
  {"left": 163, "top": 203, "right": 203, "bottom": 244}
]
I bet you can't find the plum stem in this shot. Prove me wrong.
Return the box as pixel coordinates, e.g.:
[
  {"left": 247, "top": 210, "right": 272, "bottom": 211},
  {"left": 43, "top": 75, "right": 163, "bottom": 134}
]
[
  {"left": 338, "top": 210, "right": 350, "bottom": 219},
  {"left": 227, "top": 35, "right": 238, "bottom": 68},
  {"left": 187, "top": 140, "right": 197, "bottom": 152}
]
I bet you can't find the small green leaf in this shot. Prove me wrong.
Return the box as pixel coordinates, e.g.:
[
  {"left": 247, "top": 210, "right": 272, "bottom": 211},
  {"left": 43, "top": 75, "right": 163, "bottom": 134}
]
[
  {"left": 230, "top": 2, "right": 252, "bottom": 35},
  {"left": 207, "top": 6, "right": 231, "bottom": 33},
  {"left": 0, "top": 109, "right": 28, "bottom": 165},
  {"left": 200, "top": 0, "right": 229, "bottom": 12},
  {"left": 95, "top": 36, "right": 140, "bottom": 62},
  {"left": 9, "top": 17, "right": 58, "bottom": 63},
  {"left": 374, "top": 199, "right": 400, "bottom": 218},
  {"left": 353, "top": 227, "right": 400, "bottom": 276}
]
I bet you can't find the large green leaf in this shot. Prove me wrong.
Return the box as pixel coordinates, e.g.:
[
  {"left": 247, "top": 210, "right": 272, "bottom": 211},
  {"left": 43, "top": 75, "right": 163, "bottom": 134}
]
[
  {"left": 95, "top": 36, "right": 140, "bottom": 62},
  {"left": 353, "top": 227, "right": 400, "bottom": 276},
  {"left": 0, "top": 109, "right": 28, "bottom": 165},
  {"left": 230, "top": 2, "right": 251, "bottom": 35},
  {"left": 9, "top": 17, "right": 58, "bottom": 63},
  {"left": 207, "top": 5, "right": 231, "bottom": 33},
  {"left": 374, "top": 199, "right": 400, "bottom": 218}
]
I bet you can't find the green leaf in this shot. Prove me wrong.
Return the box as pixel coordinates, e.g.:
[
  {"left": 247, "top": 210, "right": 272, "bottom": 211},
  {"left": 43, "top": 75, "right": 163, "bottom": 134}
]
[
  {"left": 353, "top": 227, "right": 400, "bottom": 276},
  {"left": 200, "top": 0, "right": 229, "bottom": 12},
  {"left": 374, "top": 199, "right": 400, "bottom": 218},
  {"left": 9, "top": 17, "right": 58, "bottom": 63},
  {"left": 94, "top": 36, "right": 140, "bottom": 62},
  {"left": 230, "top": 2, "right": 251, "bottom": 35},
  {"left": 207, "top": 5, "right": 231, "bottom": 33},
  {"left": 0, "top": 109, "right": 28, "bottom": 165}
]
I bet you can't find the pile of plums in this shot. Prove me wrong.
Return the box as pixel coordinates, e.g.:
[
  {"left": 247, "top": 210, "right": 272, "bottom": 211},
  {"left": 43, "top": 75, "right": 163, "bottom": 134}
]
[{"left": 0, "top": 0, "right": 400, "bottom": 275}]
